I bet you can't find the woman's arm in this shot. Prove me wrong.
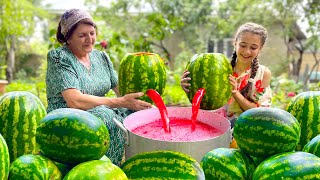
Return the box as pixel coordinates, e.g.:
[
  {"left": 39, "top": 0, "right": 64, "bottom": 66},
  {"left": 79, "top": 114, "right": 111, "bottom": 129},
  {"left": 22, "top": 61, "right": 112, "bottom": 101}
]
[
  {"left": 112, "top": 86, "right": 121, "bottom": 97},
  {"left": 61, "top": 88, "right": 152, "bottom": 111}
]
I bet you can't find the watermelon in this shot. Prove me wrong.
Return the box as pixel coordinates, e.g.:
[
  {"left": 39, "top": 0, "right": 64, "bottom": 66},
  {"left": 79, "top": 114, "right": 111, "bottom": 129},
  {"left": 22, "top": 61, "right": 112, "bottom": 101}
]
[
  {"left": 286, "top": 91, "right": 320, "bottom": 150},
  {"left": 186, "top": 53, "right": 232, "bottom": 110},
  {"left": 0, "top": 91, "right": 46, "bottom": 162},
  {"left": 100, "top": 155, "right": 112, "bottom": 163},
  {"left": 9, "top": 154, "right": 62, "bottom": 180},
  {"left": 121, "top": 150, "right": 205, "bottom": 179},
  {"left": 0, "top": 133, "right": 9, "bottom": 180},
  {"left": 303, "top": 134, "right": 320, "bottom": 157},
  {"left": 118, "top": 52, "right": 167, "bottom": 103},
  {"left": 200, "top": 148, "right": 256, "bottom": 180},
  {"left": 36, "top": 108, "right": 110, "bottom": 166},
  {"left": 252, "top": 151, "right": 320, "bottom": 179},
  {"left": 233, "top": 107, "right": 300, "bottom": 158},
  {"left": 64, "top": 160, "right": 127, "bottom": 180}
]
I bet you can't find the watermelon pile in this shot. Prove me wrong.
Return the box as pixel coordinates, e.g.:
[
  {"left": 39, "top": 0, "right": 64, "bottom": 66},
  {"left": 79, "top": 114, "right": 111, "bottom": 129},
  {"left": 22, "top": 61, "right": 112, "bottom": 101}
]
[{"left": 286, "top": 91, "right": 320, "bottom": 150}]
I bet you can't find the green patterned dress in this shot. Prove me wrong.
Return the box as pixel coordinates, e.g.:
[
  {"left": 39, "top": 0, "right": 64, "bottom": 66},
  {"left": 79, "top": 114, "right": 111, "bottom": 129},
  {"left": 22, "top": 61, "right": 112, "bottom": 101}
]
[{"left": 46, "top": 45, "right": 129, "bottom": 166}]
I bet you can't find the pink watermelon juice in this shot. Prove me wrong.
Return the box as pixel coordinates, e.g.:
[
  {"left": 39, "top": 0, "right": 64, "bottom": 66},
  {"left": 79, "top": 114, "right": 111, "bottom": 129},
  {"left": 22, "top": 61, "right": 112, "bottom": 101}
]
[{"left": 131, "top": 117, "right": 224, "bottom": 142}]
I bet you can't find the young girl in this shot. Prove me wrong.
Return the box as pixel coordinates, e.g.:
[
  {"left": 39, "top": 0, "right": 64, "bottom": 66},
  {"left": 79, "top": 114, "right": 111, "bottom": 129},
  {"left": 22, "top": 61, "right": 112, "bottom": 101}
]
[{"left": 181, "top": 22, "right": 272, "bottom": 127}]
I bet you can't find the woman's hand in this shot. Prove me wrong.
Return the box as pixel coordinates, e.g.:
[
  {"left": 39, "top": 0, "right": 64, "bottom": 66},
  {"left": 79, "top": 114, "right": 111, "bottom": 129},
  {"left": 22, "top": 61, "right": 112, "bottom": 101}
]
[
  {"left": 121, "top": 92, "right": 152, "bottom": 111},
  {"left": 229, "top": 74, "right": 238, "bottom": 95},
  {"left": 180, "top": 70, "right": 191, "bottom": 93}
]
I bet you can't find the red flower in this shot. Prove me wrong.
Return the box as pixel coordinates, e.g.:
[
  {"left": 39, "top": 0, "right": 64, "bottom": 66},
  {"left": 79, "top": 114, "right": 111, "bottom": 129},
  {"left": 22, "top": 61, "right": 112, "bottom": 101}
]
[
  {"left": 287, "top": 92, "right": 296, "bottom": 97},
  {"left": 100, "top": 40, "right": 108, "bottom": 49},
  {"left": 255, "top": 80, "right": 264, "bottom": 93}
]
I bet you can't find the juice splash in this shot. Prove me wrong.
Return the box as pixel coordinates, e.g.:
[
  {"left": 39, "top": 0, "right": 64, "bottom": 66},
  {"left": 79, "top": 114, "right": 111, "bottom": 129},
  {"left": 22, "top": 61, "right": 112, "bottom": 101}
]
[
  {"left": 191, "top": 88, "right": 206, "bottom": 131},
  {"left": 146, "top": 89, "right": 171, "bottom": 133}
]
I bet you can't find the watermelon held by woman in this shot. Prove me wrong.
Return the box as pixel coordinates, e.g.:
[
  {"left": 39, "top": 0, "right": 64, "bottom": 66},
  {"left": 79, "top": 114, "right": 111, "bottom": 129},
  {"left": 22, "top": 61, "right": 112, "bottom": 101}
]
[
  {"left": 118, "top": 52, "right": 167, "bottom": 103},
  {"left": 252, "top": 151, "right": 320, "bottom": 180},
  {"left": 200, "top": 148, "right": 256, "bottom": 180},
  {"left": 0, "top": 133, "right": 10, "bottom": 180},
  {"left": 233, "top": 107, "right": 301, "bottom": 158},
  {"left": 0, "top": 91, "right": 46, "bottom": 162},
  {"left": 286, "top": 91, "right": 320, "bottom": 151},
  {"left": 36, "top": 108, "right": 110, "bottom": 166},
  {"left": 9, "top": 154, "right": 62, "bottom": 180},
  {"left": 121, "top": 150, "right": 205, "bottom": 179},
  {"left": 64, "top": 160, "right": 127, "bottom": 180},
  {"left": 185, "top": 53, "right": 233, "bottom": 110}
]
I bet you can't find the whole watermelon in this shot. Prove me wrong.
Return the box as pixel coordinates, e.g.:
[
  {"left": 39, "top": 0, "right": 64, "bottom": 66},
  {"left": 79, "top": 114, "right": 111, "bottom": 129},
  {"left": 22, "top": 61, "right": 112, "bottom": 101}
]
[
  {"left": 9, "top": 154, "right": 62, "bottom": 180},
  {"left": 253, "top": 151, "right": 320, "bottom": 180},
  {"left": 118, "top": 52, "right": 167, "bottom": 103},
  {"left": 201, "top": 148, "right": 256, "bottom": 180},
  {"left": 36, "top": 108, "right": 110, "bottom": 166},
  {"left": 303, "top": 134, "right": 320, "bottom": 158},
  {"left": 233, "top": 107, "right": 300, "bottom": 158},
  {"left": 0, "top": 133, "right": 9, "bottom": 180},
  {"left": 286, "top": 91, "right": 320, "bottom": 150},
  {"left": 121, "top": 150, "right": 205, "bottom": 179},
  {"left": 0, "top": 91, "right": 46, "bottom": 162},
  {"left": 186, "top": 53, "right": 232, "bottom": 110},
  {"left": 64, "top": 160, "right": 127, "bottom": 180}
]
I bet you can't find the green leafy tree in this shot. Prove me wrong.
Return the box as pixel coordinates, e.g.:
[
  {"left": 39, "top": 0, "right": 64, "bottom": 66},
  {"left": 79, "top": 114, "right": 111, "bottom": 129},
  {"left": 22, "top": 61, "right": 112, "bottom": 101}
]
[
  {"left": 88, "top": 0, "right": 213, "bottom": 70},
  {"left": 0, "top": 0, "right": 47, "bottom": 83}
]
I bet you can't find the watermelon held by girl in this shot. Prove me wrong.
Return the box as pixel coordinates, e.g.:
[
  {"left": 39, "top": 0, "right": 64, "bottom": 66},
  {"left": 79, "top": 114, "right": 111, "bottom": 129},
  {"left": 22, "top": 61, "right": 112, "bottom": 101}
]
[
  {"left": 118, "top": 52, "right": 167, "bottom": 103},
  {"left": 36, "top": 108, "right": 110, "bottom": 166},
  {"left": 185, "top": 53, "right": 233, "bottom": 110},
  {"left": 0, "top": 91, "right": 47, "bottom": 162}
]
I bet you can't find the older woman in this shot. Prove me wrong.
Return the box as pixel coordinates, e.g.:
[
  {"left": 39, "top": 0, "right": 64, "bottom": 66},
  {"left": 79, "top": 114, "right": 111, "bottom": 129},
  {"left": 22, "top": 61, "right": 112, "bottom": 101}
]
[{"left": 46, "top": 9, "right": 152, "bottom": 166}]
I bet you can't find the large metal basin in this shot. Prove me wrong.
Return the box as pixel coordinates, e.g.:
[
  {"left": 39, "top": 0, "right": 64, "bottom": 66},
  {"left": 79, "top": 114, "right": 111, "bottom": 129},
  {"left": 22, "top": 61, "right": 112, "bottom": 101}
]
[{"left": 112, "top": 107, "right": 231, "bottom": 162}]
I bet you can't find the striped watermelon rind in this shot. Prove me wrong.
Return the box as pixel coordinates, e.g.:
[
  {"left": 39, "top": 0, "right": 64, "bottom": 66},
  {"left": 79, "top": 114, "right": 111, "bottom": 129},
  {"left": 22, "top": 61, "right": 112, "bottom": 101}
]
[
  {"left": 186, "top": 53, "right": 232, "bottom": 110},
  {"left": 200, "top": 148, "right": 256, "bottom": 180},
  {"left": 286, "top": 91, "right": 320, "bottom": 150},
  {"left": 0, "top": 91, "right": 46, "bottom": 162},
  {"left": 64, "top": 160, "right": 127, "bottom": 179},
  {"left": 252, "top": 151, "right": 320, "bottom": 180},
  {"left": 303, "top": 134, "right": 320, "bottom": 158},
  {"left": 0, "top": 133, "right": 9, "bottom": 180},
  {"left": 36, "top": 108, "right": 110, "bottom": 166},
  {"left": 233, "top": 107, "right": 301, "bottom": 158},
  {"left": 9, "top": 154, "right": 62, "bottom": 179},
  {"left": 121, "top": 150, "right": 205, "bottom": 179},
  {"left": 118, "top": 52, "right": 167, "bottom": 103}
]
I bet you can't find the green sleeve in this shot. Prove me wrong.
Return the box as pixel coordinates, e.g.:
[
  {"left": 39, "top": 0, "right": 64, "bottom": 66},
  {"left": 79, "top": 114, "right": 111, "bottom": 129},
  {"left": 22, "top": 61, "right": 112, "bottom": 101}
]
[{"left": 46, "top": 50, "right": 80, "bottom": 94}]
